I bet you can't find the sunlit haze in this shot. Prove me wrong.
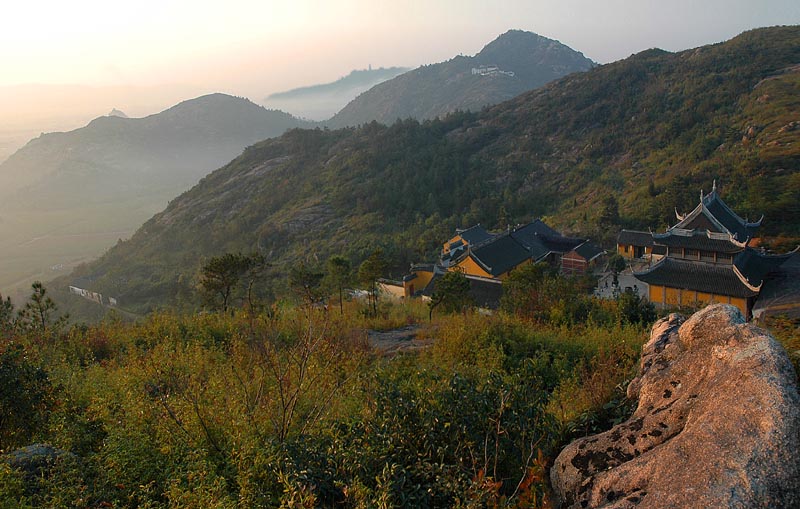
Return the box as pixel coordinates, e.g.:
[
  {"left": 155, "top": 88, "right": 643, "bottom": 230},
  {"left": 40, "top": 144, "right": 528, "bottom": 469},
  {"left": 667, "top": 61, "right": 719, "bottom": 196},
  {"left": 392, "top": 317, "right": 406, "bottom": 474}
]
[{"left": 3, "top": 0, "right": 798, "bottom": 98}]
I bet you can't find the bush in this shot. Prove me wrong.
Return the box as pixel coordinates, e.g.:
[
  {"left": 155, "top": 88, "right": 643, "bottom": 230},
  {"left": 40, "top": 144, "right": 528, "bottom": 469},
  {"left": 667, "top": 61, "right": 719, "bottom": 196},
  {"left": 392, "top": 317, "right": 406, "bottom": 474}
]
[{"left": 0, "top": 343, "right": 54, "bottom": 451}]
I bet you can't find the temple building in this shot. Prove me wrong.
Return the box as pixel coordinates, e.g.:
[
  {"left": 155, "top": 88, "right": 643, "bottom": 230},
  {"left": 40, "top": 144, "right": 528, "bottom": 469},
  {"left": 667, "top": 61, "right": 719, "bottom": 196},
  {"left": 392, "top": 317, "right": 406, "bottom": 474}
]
[
  {"left": 404, "top": 219, "right": 604, "bottom": 304},
  {"left": 629, "top": 183, "right": 796, "bottom": 319}
]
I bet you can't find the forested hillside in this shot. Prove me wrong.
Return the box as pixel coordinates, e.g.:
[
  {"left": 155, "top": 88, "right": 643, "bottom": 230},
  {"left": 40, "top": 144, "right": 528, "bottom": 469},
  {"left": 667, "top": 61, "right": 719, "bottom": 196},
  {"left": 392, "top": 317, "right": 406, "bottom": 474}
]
[{"left": 58, "top": 26, "right": 800, "bottom": 315}]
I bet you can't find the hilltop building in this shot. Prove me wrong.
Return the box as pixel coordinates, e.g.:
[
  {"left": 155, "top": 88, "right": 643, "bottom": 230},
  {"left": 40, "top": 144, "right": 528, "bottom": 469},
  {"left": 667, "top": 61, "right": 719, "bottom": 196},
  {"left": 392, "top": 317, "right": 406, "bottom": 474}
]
[
  {"left": 624, "top": 183, "right": 795, "bottom": 318},
  {"left": 471, "top": 65, "right": 516, "bottom": 77}
]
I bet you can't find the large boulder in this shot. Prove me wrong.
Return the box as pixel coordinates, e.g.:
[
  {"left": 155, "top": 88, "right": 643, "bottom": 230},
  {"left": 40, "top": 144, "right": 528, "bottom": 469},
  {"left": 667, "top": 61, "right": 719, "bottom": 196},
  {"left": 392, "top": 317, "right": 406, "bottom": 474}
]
[
  {"left": 3, "top": 443, "right": 75, "bottom": 484},
  {"left": 551, "top": 304, "right": 800, "bottom": 508}
]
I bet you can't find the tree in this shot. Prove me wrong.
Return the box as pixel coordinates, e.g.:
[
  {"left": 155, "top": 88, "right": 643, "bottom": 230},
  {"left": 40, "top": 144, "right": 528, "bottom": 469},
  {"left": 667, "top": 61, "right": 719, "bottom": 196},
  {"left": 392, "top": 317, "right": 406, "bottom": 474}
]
[
  {"left": 288, "top": 263, "right": 325, "bottom": 306},
  {"left": 324, "top": 255, "right": 351, "bottom": 315},
  {"left": 500, "top": 263, "right": 582, "bottom": 323},
  {"left": 199, "top": 253, "right": 264, "bottom": 312},
  {"left": 358, "top": 250, "right": 387, "bottom": 316},
  {"left": 647, "top": 179, "right": 658, "bottom": 197},
  {"left": 0, "top": 342, "right": 54, "bottom": 450},
  {"left": 616, "top": 287, "right": 656, "bottom": 325},
  {"left": 607, "top": 253, "right": 627, "bottom": 287},
  {"left": 0, "top": 294, "right": 13, "bottom": 337},
  {"left": 598, "top": 195, "right": 620, "bottom": 229},
  {"left": 16, "top": 282, "right": 65, "bottom": 333},
  {"left": 428, "top": 270, "right": 473, "bottom": 320},
  {"left": 242, "top": 253, "right": 271, "bottom": 312},
  {"left": 496, "top": 205, "right": 512, "bottom": 230}
]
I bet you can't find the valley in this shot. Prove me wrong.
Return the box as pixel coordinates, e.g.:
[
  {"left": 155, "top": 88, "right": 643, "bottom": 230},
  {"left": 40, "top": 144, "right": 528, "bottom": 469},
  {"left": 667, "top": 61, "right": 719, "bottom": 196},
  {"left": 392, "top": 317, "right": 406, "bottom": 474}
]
[{"left": 1, "top": 5, "right": 799, "bottom": 507}]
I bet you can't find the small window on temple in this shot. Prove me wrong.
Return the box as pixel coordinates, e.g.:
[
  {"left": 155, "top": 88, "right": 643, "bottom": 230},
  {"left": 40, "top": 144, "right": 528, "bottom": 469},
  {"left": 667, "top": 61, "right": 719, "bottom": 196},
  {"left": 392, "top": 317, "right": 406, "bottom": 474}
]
[{"left": 686, "top": 249, "right": 699, "bottom": 259}]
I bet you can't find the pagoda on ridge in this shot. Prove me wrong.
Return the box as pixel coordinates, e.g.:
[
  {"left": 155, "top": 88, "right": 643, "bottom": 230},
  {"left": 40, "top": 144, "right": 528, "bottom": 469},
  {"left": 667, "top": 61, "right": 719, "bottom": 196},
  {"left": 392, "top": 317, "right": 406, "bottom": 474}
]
[{"left": 628, "top": 182, "right": 796, "bottom": 319}]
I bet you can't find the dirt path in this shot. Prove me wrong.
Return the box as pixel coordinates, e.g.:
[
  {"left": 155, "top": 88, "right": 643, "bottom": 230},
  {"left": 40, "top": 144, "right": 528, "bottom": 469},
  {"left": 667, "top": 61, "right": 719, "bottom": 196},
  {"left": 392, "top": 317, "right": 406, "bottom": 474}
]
[{"left": 367, "top": 325, "right": 434, "bottom": 356}]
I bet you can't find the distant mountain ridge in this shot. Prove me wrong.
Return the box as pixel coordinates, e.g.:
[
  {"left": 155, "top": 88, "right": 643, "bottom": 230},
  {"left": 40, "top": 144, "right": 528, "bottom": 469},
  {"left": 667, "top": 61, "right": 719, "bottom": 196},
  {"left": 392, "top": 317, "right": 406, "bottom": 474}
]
[
  {"left": 327, "top": 30, "right": 594, "bottom": 127},
  {"left": 266, "top": 67, "right": 409, "bottom": 100},
  {"left": 55, "top": 26, "right": 800, "bottom": 317},
  {"left": 0, "top": 93, "right": 310, "bottom": 296},
  {"left": 263, "top": 67, "right": 409, "bottom": 120},
  {"left": 0, "top": 93, "right": 308, "bottom": 205}
]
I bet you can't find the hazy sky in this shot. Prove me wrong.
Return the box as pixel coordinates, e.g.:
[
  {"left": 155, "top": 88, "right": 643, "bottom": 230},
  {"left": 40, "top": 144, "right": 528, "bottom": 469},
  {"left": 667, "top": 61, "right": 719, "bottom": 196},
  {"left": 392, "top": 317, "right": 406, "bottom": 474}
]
[{"left": 2, "top": 0, "right": 799, "bottom": 100}]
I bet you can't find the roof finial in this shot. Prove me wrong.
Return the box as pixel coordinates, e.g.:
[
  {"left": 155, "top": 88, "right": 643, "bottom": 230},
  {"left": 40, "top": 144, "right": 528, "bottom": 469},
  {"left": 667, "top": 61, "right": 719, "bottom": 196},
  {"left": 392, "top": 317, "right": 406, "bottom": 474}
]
[
  {"left": 700, "top": 188, "right": 704, "bottom": 202},
  {"left": 712, "top": 179, "right": 717, "bottom": 193}
]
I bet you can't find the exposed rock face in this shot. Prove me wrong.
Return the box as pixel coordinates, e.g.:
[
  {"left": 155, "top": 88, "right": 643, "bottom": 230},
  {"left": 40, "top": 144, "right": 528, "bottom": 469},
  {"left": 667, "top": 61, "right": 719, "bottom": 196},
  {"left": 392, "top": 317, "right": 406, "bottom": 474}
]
[
  {"left": 551, "top": 304, "right": 800, "bottom": 508},
  {"left": 4, "top": 443, "right": 74, "bottom": 482}
]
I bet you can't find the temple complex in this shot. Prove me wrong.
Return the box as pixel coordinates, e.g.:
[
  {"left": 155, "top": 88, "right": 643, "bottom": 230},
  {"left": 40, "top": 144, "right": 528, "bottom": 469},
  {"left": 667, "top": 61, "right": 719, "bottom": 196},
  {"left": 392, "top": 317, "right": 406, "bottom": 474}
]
[{"left": 624, "top": 183, "right": 796, "bottom": 318}]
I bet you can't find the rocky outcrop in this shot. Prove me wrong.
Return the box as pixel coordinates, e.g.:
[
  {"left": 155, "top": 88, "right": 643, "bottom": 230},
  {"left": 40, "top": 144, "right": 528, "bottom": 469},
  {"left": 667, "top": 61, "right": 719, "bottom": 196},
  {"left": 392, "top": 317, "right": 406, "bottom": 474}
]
[
  {"left": 4, "top": 443, "right": 74, "bottom": 483},
  {"left": 551, "top": 304, "right": 800, "bottom": 508}
]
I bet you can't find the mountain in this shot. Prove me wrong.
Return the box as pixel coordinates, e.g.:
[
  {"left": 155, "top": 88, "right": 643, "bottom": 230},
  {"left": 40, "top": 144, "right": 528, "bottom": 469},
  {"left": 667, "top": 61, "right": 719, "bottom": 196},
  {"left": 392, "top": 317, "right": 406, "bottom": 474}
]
[
  {"left": 263, "top": 67, "right": 409, "bottom": 120},
  {"left": 55, "top": 26, "right": 800, "bottom": 316},
  {"left": 0, "top": 83, "right": 206, "bottom": 163},
  {"left": 327, "top": 30, "right": 594, "bottom": 127},
  {"left": 0, "top": 93, "right": 310, "bottom": 298},
  {"left": 107, "top": 108, "right": 129, "bottom": 118}
]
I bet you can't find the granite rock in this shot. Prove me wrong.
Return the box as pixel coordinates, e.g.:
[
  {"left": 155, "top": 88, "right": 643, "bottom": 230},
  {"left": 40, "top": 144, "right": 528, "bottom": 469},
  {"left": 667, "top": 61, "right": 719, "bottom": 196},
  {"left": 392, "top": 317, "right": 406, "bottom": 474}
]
[{"left": 551, "top": 304, "right": 800, "bottom": 508}]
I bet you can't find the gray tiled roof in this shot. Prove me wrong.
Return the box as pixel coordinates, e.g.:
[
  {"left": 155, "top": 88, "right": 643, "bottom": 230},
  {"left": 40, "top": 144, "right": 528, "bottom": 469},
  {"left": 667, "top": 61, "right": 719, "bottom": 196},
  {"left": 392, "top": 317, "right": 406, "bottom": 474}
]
[
  {"left": 733, "top": 248, "right": 794, "bottom": 288},
  {"left": 617, "top": 229, "right": 654, "bottom": 246},
  {"left": 573, "top": 242, "right": 605, "bottom": 261},
  {"left": 704, "top": 193, "right": 760, "bottom": 241},
  {"left": 457, "top": 224, "right": 494, "bottom": 245},
  {"left": 653, "top": 231, "right": 744, "bottom": 254},
  {"left": 511, "top": 221, "right": 584, "bottom": 260},
  {"left": 674, "top": 190, "right": 761, "bottom": 242},
  {"left": 471, "top": 235, "right": 531, "bottom": 276},
  {"left": 634, "top": 258, "right": 758, "bottom": 298}
]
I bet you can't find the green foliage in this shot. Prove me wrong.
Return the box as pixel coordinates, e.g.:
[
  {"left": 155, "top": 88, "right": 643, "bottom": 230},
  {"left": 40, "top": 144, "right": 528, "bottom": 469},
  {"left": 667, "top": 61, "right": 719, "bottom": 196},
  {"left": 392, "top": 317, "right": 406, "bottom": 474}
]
[
  {"left": 331, "top": 367, "right": 557, "bottom": 506},
  {"left": 0, "top": 295, "right": 13, "bottom": 337},
  {"left": 427, "top": 270, "right": 473, "bottom": 319},
  {"left": 16, "top": 282, "right": 67, "bottom": 335},
  {"left": 500, "top": 263, "right": 656, "bottom": 329},
  {"left": 324, "top": 255, "right": 351, "bottom": 315},
  {"left": 57, "top": 27, "right": 800, "bottom": 317},
  {"left": 199, "top": 252, "right": 268, "bottom": 312},
  {"left": 288, "top": 263, "right": 325, "bottom": 306},
  {"left": 358, "top": 249, "right": 387, "bottom": 316},
  {"left": 501, "top": 263, "right": 578, "bottom": 323},
  {"left": 607, "top": 253, "right": 626, "bottom": 275},
  {"left": 0, "top": 342, "right": 54, "bottom": 450},
  {"left": 0, "top": 463, "right": 31, "bottom": 509},
  {"left": 0, "top": 290, "right": 663, "bottom": 507},
  {"left": 765, "top": 315, "right": 800, "bottom": 380},
  {"left": 616, "top": 288, "right": 657, "bottom": 325}
]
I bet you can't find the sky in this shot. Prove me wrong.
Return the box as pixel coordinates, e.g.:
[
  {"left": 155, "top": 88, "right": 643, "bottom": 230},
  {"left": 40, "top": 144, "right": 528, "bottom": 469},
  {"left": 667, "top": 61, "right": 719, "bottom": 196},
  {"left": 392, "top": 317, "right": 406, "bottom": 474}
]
[{"left": 1, "top": 0, "right": 798, "bottom": 112}]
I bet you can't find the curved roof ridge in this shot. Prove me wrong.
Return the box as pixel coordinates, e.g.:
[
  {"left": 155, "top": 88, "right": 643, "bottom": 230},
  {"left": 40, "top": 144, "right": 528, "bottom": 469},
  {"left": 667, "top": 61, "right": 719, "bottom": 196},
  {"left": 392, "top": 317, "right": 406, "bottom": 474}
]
[
  {"left": 703, "top": 189, "right": 748, "bottom": 226},
  {"left": 470, "top": 253, "right": 494, "bottom": 274},
  {"left": 746, "top": 214, "right": 764, "bottom": 228},
  {"left": 732, "top": 263, "right": 763, "bottom": 292},
  {"left": 633, "top": 256, "right": 667, "bottom": 277}
]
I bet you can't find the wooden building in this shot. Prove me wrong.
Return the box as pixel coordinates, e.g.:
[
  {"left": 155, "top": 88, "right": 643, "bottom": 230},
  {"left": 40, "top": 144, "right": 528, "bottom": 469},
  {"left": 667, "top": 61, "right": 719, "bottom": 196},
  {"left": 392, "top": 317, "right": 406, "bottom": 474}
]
[
  {"left": 441, "top": 224, "right": 494, "bottom": 267},
  {"left": 446, "top": 220, "right": 589, "bottom": 280},
  {"left": 454, "top": 233, "right": 533, "bottom": 279},
  {"left": 633, "top": 185, "right": 795, "bottom": 318},
  {"left": 561, "top": 242, "right": 606, "bottom": 275},
  {"left": 405, "top": 220, "right": 598, "bottom": 305},
  {"left": 402, "top": 264, "right": 437, "bottom": 298},
  {"left": 617, "top": 229, "right": 662, "bottom": 259}
]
